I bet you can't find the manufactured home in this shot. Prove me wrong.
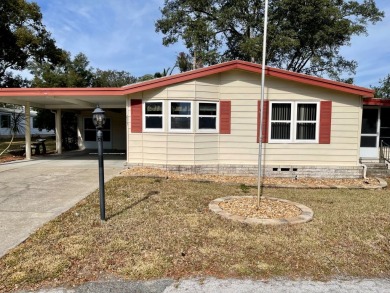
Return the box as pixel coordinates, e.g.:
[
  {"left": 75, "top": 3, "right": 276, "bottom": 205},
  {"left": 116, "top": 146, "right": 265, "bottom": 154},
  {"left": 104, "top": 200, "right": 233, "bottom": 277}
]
[
  {"left": 0, "top": 107, "right": 54, "bottom": 138},
  {"left": 0, "top": 61, "right": 379, "bottom": 178}
]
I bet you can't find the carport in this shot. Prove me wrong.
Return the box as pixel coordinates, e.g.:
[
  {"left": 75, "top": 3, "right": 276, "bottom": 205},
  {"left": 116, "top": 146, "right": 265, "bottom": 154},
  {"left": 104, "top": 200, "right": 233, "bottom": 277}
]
[{"left": 0, "top": 87, "right": 127, "bottom": 159}]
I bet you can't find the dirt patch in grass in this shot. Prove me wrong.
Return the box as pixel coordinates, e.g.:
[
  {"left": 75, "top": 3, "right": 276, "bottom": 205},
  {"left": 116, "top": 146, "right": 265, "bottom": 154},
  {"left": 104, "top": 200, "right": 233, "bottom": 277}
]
[
  {"left": 0, "top": 154, "right": 24, "bottom": 163},
  {"left": 0, "top": 177, "right": 389, "bottom": 292}
]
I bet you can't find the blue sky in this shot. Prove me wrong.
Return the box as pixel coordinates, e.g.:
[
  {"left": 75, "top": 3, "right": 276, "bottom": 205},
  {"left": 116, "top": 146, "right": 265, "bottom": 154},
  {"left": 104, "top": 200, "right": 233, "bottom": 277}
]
[{"left": 33, "top": 0, "right": 390, "bottom": 88}]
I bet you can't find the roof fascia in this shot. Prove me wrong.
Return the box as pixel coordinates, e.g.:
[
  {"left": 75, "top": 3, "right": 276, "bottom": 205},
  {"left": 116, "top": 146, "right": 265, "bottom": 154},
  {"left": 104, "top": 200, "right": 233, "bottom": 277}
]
[
  {"left": 121, "top": 60, "right": 374, "bottom": 98},
  {"left": 0, "top": 87, "right": 123, "bottom": 97},
  {"left": 0, "top": 61, "right": 374, "bottom": 98},
  {"left": 363, "top": 98, "right": 390, "bottom": 106}
]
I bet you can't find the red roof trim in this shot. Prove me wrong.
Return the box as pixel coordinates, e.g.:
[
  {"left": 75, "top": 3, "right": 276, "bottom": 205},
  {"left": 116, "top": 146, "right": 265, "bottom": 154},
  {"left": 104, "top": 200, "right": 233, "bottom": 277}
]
[
  {"left": 121, "top": 61, "right": 373, "bottom": 97},
  {"left": 0, "top": 60, "right": 374, "bottom": 98},
  {"left": 266, "top": 67, "right": 374, "bottom": 97},
  {"left": 363, "top": 98, "right": 390, "bottom": 106},
  {"left": 0, "top": 87, "right": 123, "bottom": 96}
]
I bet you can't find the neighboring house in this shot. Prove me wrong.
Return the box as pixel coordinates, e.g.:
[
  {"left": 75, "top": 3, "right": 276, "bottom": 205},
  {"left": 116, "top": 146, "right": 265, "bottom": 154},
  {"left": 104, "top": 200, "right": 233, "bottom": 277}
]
[
  {"left": 0, "top": 61, "right": 376, "bottom": 178},
  {"left": 0, "top": 107, "right": 54, "bottom": 138}
]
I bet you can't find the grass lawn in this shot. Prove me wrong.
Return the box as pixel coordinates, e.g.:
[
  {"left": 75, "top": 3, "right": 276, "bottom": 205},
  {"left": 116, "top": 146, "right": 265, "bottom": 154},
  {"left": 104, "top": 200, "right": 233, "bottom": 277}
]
[{"left": 0, "top": 176, "right": 389, "bottom": 292}]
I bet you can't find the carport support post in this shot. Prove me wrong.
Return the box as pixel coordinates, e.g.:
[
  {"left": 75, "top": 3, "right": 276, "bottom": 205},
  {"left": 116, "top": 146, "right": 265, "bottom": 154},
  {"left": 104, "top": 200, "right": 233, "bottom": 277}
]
[
  {"left": 25, "top": 102, "right": 31, "bottom": 160},
  {"left": 55, "top": 109, "right": 62, "bottom": 154}
]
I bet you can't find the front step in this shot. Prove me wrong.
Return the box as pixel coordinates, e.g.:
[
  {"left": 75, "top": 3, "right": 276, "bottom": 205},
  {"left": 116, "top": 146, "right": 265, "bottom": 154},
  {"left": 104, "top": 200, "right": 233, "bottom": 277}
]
[{"left": 365, "top": 162, "right": 390, "bottom": 177}]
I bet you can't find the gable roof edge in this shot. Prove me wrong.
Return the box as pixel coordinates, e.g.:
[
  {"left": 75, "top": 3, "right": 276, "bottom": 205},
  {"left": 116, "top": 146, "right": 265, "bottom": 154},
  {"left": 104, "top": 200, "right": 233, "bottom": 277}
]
[
  {"left": 0, "top": 60, "right": 374, "bottom": 98},
  {"left": 121, "top": 60, "right": 374, "bottom": 98}
]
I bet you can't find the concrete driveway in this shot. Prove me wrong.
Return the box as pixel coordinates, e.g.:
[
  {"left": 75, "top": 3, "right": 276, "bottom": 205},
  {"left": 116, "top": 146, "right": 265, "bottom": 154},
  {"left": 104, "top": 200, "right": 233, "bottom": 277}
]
[{"left": 0, "top": 150, "right": 126, "bottom": 258}]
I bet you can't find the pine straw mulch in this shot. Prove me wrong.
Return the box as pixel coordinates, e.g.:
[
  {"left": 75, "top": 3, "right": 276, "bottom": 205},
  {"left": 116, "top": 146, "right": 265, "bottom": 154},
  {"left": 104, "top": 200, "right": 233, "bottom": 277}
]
[
  {"left": 0, "top": 154, "right": 25, "bottom": 163},
  {"left": 120, "top": 167, "right": 380, "bottom": 188},
  {"left": 219, "top": 197, "right": 302, "bottom": 219}
]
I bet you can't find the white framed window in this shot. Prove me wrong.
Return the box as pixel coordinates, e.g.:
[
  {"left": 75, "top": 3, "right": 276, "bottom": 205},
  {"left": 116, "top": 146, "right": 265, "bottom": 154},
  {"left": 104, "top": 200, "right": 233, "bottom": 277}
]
[
  {"left": 143, "top": 101, "right": 164, "bottom": 132},
  {"left": 197, "top": 102, "right": 218, "bottom": 132},
  {"left": 169, "top": 101, "right": 192, "bottom": 132},
  {"left": 270, "top": 102, "right": 292, "bottom": 142},
  {"left": 296, "top": 103, "right": 318, "bottom": 141},
  {"left": 269, "top": 101, "right": 319, "bottom": 143},
  {"left": 84, "top": 117, "right": 111, "bottom": 142}
]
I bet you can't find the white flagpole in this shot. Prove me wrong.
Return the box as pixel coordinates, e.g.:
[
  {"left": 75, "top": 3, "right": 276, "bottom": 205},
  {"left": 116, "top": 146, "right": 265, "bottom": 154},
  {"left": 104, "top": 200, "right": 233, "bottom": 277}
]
[{"left": 257, "top": 0, "right": 269, "bottom": 207}]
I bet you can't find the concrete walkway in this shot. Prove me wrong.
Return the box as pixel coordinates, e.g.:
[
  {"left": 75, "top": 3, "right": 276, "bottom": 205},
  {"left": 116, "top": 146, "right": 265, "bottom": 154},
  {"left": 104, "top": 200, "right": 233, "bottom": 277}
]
[
  {"left": 17, "top": 277, "right": 390, "bottom": 293},
  {"left": 0, "top": 150, "right": 126, "bottom": 258}
]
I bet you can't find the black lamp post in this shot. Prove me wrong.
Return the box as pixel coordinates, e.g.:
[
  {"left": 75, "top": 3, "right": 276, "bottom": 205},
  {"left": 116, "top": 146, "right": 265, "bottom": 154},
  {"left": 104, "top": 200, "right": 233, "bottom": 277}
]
[{"left": 92, "top": 105, "right": 106, "bottom": 221}]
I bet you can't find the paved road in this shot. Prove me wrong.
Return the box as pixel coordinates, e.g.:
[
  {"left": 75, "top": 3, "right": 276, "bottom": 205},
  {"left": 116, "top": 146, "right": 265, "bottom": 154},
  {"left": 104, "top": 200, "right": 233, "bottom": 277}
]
[
  {"left": 17, "top": 277, "right": 390, "bottom": 293},
  {"left": 0, "top": 150, "right": 126, "bottom": 258}
]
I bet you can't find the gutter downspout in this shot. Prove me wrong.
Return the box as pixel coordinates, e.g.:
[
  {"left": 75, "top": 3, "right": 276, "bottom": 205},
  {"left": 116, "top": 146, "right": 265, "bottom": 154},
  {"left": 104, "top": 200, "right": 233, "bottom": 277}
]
[{"left": 360, "top": 163, "right": 367, "bottom": 179}]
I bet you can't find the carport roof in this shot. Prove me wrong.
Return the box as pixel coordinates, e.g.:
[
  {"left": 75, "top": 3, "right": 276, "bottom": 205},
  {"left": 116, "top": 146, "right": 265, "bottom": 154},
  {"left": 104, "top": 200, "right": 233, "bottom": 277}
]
[{"left": 0, "top": 60, "right": 374, "bottom": 109}]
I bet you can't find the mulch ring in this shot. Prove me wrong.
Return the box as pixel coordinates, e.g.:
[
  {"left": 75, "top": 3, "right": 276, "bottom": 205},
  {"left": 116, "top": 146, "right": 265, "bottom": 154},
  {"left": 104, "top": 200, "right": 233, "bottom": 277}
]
[
  {"left": 121, "top": 167, "right": 386, "bottom": 189},
  {"left": 220, "top": 196, "right": 301, "bottom": 219},
  {"left": 209, "top": 196, "right": 314, "bottom": 225}
]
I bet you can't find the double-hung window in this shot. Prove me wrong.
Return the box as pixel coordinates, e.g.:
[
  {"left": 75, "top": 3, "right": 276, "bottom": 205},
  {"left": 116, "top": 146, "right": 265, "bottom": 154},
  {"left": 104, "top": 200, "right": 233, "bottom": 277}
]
[
  {"left": 84, "top": 118, "right": 111, "bottom": 141},
  {"left": 296, "top": 103, "right": 317, "bottom": 141},
  {"left": 138, "top": 100, "right": 221, "bottom": 133},
  {"left": 269, "top": 102, "right": 318, "bottom": 143},
  {"left": 144, "top": 101, "right": 163, "bottom": 131},
  {"left": 270, "top": 103, "right": 292, "bottom": 141},
  {"left": 197, "top": 102, "right": 218, "bottom": 132},
  {"left": 169, "top": 101, "right": 192, "bottom": 131}
]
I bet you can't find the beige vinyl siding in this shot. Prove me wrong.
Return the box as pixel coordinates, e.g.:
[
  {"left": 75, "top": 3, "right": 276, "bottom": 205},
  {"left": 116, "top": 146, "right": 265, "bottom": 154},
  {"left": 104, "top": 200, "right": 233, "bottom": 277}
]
[
  {"left": 138, "top": 79, "right": 220, "bottom": 102},
  {"left": 128, "top": 76, "right": 221, "bottom": 165},
  {"left": 127, "top": 69, "right": 362, "bottom": 168},
  {"left": 217, "top": 71, "right": 361, "bottom": 167},
  {"left": 218, "top": 71, "right": 260, "bottom": 164},
  {"left": 127, "top": 133, "right": 143, "bottom": 164},
  {"left": 195, "top": 134, "right": 219, "bottom": 164}
]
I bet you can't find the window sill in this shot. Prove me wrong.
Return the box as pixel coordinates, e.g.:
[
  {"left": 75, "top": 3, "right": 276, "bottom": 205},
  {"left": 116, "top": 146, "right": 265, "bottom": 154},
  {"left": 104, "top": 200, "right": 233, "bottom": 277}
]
[
  {"left": 268, "top": 141, "right": 319, "bottom": 144},
  {"left": 143, "top": 129, "right": 164, "bottom": 133}
]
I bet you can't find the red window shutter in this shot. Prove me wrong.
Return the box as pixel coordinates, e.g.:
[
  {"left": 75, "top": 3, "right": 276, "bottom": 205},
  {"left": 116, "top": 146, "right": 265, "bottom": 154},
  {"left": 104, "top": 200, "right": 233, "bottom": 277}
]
[
  {"left": 319, "top": 101, "right": 332, "bottom": 144},
  {"left": 131, "top": 99, "right": 142, "bottom": 133},
  {"left": 219, "top": 100, "right": 231, "bottom": 134},
  {"left": 257, "top": 100, "right": 269, "bottom": 143}
]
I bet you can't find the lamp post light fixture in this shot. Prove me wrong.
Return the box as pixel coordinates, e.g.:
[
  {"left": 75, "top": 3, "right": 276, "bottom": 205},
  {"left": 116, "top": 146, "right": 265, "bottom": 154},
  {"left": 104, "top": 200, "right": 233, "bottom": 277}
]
[{"left": 92, "top": 105, "right": 106, "bottom": 221}]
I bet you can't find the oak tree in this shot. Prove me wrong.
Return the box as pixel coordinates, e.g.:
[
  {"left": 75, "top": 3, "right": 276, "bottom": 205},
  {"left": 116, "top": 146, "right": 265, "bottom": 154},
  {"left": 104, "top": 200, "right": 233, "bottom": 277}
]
[
  {"left": 0, "top": 0, "right": 65, "bottom": 87},
  {"left": 156, "top": 0, "right": 384, "bottom": 80},
  {"left": 373, "top": 74, "right": 390, "bottom": 99}
]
